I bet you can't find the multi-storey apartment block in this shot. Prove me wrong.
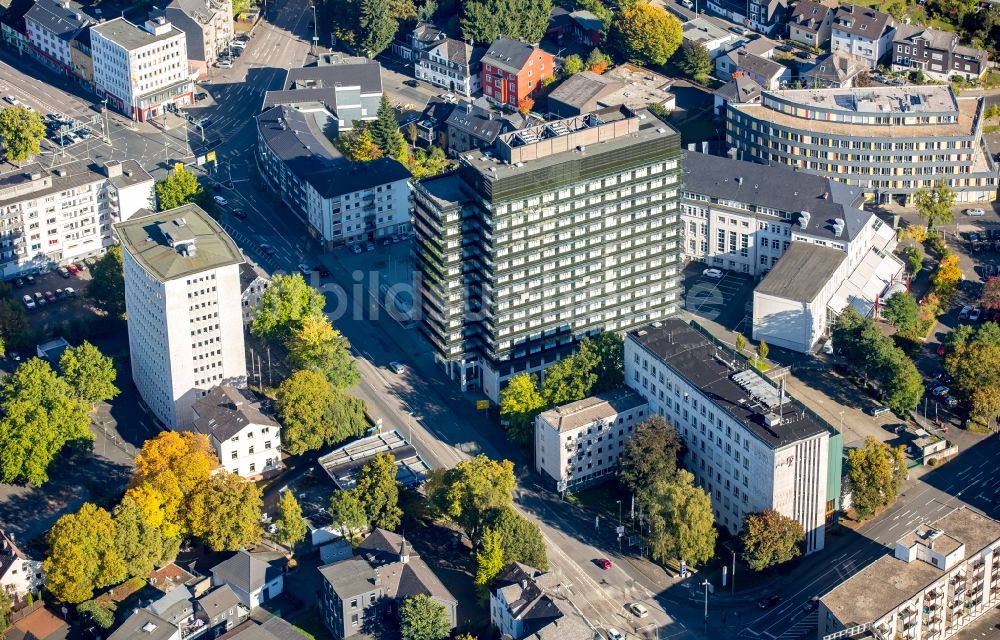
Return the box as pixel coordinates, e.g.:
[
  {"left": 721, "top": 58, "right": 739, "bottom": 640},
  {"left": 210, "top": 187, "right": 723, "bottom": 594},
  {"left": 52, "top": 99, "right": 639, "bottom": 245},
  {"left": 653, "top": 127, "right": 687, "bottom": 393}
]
[
  {"left": 256, "top": 104, "right": 411, "bottom": 247},
  {"left": 263, "top": 57, "right": 383, "bottom": 133},
  {"left": 480, "top": 37, "right": 553, "bottom": 108},
  {"left": 164, "top": 0, "right": 234, "bottom": 78},
  {"left": 91, "top": 17, "right": 192, "bottom": 121},
  {"left": 788, "top": 0, "right": 835, "bottom": 48},
  {"left": 416, "top": 38, "right": 483, "bottom": 97},
  {"left": 412, "top": 106, "right": 683, "bottom": 402},
  {"left": 830, "top": 4, "right": 896, "bottom": 68},
  {"left": 534, "top": 389, "right": 648, "bottom": 491},
  {"left": 726, "top": 85, "right": 998, "bottom": 203},
  {"left": 24, "top": 0, "right": 91, "bottom": 77},
  {"left": 819, "top": 508, "right": 1000, "bottom": 640},
  {"left": 892, "top": 24, "right": 988, "bottom": 82},
  {"left": 117, "top": 204, "right": 247, "bottom": 429},
  {"left": 0, "top": 160, "right": 153, "bottom": 278},
  {"left": 705, "top": 0, "right": 787, "bottom": 36},
  {"left": 625, "top": 319, "right": 842, "bottom": 553}
]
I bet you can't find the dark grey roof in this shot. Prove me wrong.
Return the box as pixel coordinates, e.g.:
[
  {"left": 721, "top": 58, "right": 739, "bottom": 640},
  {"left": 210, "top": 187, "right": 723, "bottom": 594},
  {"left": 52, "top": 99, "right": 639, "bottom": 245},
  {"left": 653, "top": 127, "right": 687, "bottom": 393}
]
[
  {"left": 547, "top": 71, "right": 622, "bottom": 110},
  {"left": 24, "top": 0, "right": 90, "bottom": 42},
  {"left": 481, "top": 37, "right": 538, "bottom": 75},
  {"left": 681, "top": 151, "right": 869, "bottom": 242},
  {"left": 256, "top": 105, "right": 410, "bottom": 199},
  {"left": 714, "top": 75, "right": 761, "bottom": 103},
  {"left": 755, "top": 241, "right": 847, "bottom": 302},
  {"left": 412, "top": 21, "right": 443, "bottom": 45},
  {"left": 283, "top": 61, "right": 382, "bottom": 95},
  {"left": 893, "top": 23, "right": 955, "bottom": 50},
  {"left": 428, "top": 38, "right": 483, "bottom": 66},
  {"left": 789, "top": 0, "right": 833, "bottom": 32},
  {"left": 0, "top": 160, "right": 150, "bottom": 209},
  {"left": 445, "top": 104, "right": 503, "bottom": 142},
  {"left": 0, "top": 529, "right": 33, "bottom": 585},
  {"left": 730, "top": 49, "right": 784, "bottom": 79},
  {"left": 317, "top": 557, "right": 378, "bottom": 598},
  {"left": 803, "top": 52, "right": 867, "bottom": 84},
  {"left": 211, "top": 551, "right": 282, "bottom": 594},
  {"left": 148, "top": 585, "right": 195, "bottom": 625},
  {"left": 108, "top": 610, "right": 178, "bottom": 640},
  {"left": 831, "top": 4, "right": 894, "bottom": 39},
  {"left": 239, "top": 261, "right": 268, "bottom": 292},
  {"left": 627, "top": 319, "right": 832, "bottom": 448},
  {"left": 198, "top": 584, "right": 243, "bottom": 618},
  {"left": 191, "top": 385, "right": 278, "bottom": 443},
  {"left": 420, "top": 98, "right": 456, "bottom": 125},
  {"left": 569, "top": 9, "right": 603, "bottom": 32},
  {"left": 218, "top": 617, "right": 309, "bottom": 640}
]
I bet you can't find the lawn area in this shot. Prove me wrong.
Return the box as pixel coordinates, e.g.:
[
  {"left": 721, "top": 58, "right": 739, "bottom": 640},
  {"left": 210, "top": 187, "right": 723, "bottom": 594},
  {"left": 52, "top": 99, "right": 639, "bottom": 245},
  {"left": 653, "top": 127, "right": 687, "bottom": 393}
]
[
  {"left": 287, "top": 609, "right": 327, "bottom": 640},
  {"left": 855, "top": 0, "right": 956, "bottom": 31}
]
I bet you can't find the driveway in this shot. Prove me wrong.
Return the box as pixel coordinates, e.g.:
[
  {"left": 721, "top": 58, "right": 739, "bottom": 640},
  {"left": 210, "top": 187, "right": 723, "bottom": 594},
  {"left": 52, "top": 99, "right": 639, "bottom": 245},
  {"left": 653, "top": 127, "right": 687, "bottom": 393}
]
[{"left": 681, "top": 264, "right": 755, "bottom": 333}]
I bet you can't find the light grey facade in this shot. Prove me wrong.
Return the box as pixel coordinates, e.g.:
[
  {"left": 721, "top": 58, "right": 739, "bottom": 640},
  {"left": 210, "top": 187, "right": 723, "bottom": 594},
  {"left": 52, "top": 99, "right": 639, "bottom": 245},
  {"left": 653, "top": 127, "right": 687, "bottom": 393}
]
[
  {"left": 412, "top": 106, "right": 683, "bottom": 402},
  {"left": 726, "top": 86, "right": 998, "bottom": 203}
]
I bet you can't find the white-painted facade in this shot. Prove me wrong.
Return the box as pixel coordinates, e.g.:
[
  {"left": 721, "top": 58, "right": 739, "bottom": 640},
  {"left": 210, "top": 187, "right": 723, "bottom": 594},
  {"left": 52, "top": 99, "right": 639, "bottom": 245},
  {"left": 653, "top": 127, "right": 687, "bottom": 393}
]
[
  {"left": 91, "top": 17, "right": 193, "bottom": 121},
  {"left": 0, "top": 529, "right": 42, "bottom": 597},
  {"left": 0, "top": 160, "right": 153, "bottom": 278}
]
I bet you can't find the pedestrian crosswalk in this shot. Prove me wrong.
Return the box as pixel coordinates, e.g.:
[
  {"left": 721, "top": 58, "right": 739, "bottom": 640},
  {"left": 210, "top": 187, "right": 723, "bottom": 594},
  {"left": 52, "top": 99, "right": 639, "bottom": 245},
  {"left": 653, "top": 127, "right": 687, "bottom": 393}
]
[{"left": 775, "top": 611, "right": 818, "bottom": 639}]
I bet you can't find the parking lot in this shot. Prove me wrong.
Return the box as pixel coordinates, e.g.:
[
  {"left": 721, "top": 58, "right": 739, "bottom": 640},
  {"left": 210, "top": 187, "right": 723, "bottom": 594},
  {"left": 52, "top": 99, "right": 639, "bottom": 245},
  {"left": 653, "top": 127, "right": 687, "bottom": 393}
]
[
  {"left": 327, "top": 236, "right": 417, "bottom": 328},
  {"left": 681, "top": 263, "right": 756, "bottom": 331}
]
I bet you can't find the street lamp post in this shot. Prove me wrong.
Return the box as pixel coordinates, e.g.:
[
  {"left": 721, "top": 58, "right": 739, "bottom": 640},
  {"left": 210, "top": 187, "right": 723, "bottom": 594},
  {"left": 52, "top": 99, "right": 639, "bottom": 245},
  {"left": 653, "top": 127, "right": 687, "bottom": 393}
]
[
  {"left": 702, "top": 579, "right": 711, "bottom": 627},
  {"left": 731, "top": 551, "right": 736, "bottom": 596},
  {"left": 617, "top": 499, "right": 622, "bottom": 523}
]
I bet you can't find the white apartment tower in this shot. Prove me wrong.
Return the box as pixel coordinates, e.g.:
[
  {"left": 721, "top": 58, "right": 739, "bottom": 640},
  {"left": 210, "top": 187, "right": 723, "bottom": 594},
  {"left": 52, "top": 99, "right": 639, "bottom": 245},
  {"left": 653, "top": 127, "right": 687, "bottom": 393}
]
[
  {"left": 91, "top": 16, "right": 193, "bottom": 122},
  {"left": 116, "top": 204, "right": 247, "bottom": 429},
  {"left": 0, "top": 160, "right": 153, "bottom": 278}
]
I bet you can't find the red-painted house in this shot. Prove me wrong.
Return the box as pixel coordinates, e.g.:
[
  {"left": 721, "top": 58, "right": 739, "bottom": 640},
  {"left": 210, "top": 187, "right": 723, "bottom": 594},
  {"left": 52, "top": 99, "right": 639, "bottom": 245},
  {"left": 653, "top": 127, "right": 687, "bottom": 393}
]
[{"left": 480, "top": 37, "right": 554, "bottom": 108}]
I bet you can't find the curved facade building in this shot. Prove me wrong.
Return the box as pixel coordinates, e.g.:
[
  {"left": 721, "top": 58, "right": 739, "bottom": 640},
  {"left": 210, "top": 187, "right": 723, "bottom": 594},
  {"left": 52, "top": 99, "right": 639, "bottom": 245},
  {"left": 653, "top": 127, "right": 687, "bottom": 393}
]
[{"left": 726, "top": 86, "right": 997, "bottom": 203}]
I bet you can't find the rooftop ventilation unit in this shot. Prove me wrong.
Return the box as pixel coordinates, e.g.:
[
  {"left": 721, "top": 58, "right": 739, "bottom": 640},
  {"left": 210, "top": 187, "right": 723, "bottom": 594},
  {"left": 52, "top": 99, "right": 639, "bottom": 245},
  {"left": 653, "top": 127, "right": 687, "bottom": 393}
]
[{"left": 799, "top": 211, "right": 811, "bottom": 229}]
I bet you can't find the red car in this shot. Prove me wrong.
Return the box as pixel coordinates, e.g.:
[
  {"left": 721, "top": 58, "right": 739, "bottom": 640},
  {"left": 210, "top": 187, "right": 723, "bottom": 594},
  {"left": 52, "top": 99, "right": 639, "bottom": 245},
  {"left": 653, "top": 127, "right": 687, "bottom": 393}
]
[
  {"left": 597, "top": 558, "right": 613, "bottom": 570},
  {"left": 66, "top": 263, "right": 80, "bottom": 276}
]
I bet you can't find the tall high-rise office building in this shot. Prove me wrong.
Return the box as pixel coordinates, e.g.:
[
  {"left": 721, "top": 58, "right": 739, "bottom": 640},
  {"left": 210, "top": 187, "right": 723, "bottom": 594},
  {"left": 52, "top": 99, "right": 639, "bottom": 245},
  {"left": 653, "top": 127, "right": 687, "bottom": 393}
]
[
  {"left": 116, "top": 203, "right": 247, "bottom": 428},
  {"left": 412, "top": 106, "right": 683, "bottom": 401}
]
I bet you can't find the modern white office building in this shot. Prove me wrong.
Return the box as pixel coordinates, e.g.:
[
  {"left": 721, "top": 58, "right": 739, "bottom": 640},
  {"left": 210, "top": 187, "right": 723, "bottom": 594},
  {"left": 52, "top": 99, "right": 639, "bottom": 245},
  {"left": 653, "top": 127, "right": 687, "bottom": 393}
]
[
  {"left": 0, "top": 160, "right": 153, "bottom": 278},
  {"left": 191, "top": 385, "right": 282, "bottom": 479},
  {"left": 625, "top": 319, "right": 842, "bottom": 553},
  {"left": 116, "top": 204, "right": 247, "bottom": 429},
  {"left": 819, "top": 507, "right": 1000, "bottom": 640},
  {"left": 534, "top": 389, "right": 648, "bottom": 491},
  {"left": 91, "top": 17, "right": 193, "bottom": 121}
]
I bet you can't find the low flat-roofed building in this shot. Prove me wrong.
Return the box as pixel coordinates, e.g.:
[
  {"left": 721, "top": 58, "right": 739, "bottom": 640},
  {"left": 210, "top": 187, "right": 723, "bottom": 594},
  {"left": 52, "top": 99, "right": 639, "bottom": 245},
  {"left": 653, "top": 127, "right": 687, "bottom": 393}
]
[
  {"left": 819, "top": 507, "right": 1000, "bottom": 639},
  {"left": 534, "top": 389, "right": 648, "bottom": 491},
  {"left": 317, "top": 429, "right": 430, "bottom": 489},
  {"left": 602, "top": 63, "right": 675, "bottom": 111},
  {"left": 682, "top": 17, "right": 737, "bottom": 59},
  {"left": 547, "top": 71, "right": 624, "bottom": 118},
  {"left": 625, "top": 318, "right": 842, "bottom": 552}
]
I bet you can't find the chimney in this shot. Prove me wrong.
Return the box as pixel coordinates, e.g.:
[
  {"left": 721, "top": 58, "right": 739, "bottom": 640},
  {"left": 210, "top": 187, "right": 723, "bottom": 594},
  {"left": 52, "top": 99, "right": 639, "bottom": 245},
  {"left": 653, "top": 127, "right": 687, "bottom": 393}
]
[
  {"left": 399, "top": 539, "right": 410, "bottom": 564},
  {"left": 103, "top": 161, "right": 123, "bottom": 178}
]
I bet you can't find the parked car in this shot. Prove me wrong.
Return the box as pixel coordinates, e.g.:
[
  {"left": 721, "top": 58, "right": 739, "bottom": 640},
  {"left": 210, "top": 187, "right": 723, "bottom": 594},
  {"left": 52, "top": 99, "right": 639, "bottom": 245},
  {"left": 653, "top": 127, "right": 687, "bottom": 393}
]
[
  {"left": 389, "top": 361, "right": 404, "bottom": 374},
  {"left": 351, "top": 244, "right": 362, "bottom": 254},
  {"left": 628, "top": 603, "right": 649, "bottom": 618},
  {"left": 24, "top": 275, "right": 35, "bottom": 286},
  {"left": 21, "top": 294, "right": 34, "bottom": 309},
  {"left": 403, "top": 79, "right": 419, "bottom": 87},
  {"left": 13, "top": 277, "right": 24, "bottom": 288},
  {"left": 3, "top": 95, "right": 19, "bottom": 105},
  {"left": 959, "top": 306, "right": 973, "bottom": 320},
  {"left": 758, "top": 595, "right": 782, "bottom": 609},
  {"left": 57, "top": 266, "right": 70, "bottom": 278},
  {"left": 947, "top": 396, "right": 959, "bottom": 407},
  {"left": 963, "top": 208, "right": 985, "bottom": 217},
  {"left": 195, "top": 92, "right": 208, "bottom": 102},
  {"left": 66, "top": 263, "right": 80, "bottom": 275},
  {"left": 822, "top": 339, "right": 833, "bottom": 355},
  {"left": 596, "top": 558, "right": 613, "bottom": 570},
  {"left": 702, "top": 268, "right": 724, "bottom": 279},
  {"left": 868, "top": 405, "right": 890, "bottom": 417},
  {"left": 44, "top": 290, "right": 56, "bottom": 303},
  {"left": 231, "top": 39, "right": 246, "bottom": 49},
  {"left": 64, "top": 286, "right": 76, "bottom": 298},
  {"left": 606, "top": 629, "right": 624, "bottom": 640},
  {"left": 298, "top": 263, "right": 311, "bottom": 276},
  {"left": 55, "top": 288, "right": 66, "bottom": 301},
  {"left": 213, "top": 195, "right": 228, "bottom": 207},
  {"left": 970, "top": 307, "right": 983, "bottom": 321},
  {"left": 216, "top": 59, "right": 233, "bottom": 69},
  {"left": 932, "top": 386, "right": 950, "bottom": 397},
  {"left": 33, "top": 292, "right": 45, "bottom": 306}
]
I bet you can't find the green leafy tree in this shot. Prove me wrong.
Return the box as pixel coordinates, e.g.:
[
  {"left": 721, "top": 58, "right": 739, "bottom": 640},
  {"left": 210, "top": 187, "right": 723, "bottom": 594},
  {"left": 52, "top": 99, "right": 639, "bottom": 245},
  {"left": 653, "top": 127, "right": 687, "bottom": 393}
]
[
  {"left": 275, "top": 370, "right": 367, "bottom": 454},
  {"left": 740, "top": 509, "right": 805, "bottom": 571},
  {"left": 341, "top": 122, "right": 384, "bottom": 161},
  {"left": 358, "top": 0, "right": 399, "bottom": 57},
  {"left": 620, "top": 415, "right": 682, "bottom": 498},
  {"left": 426, "top": 455, "right": 516, "bottom": 542},
  {"left": 371, "top": 95, "right": 405, "bottom": 159},
  {"left": 113, "top": 496, "right": 169, "bottom": 579},
  {"left": 970, "top": 385, "right": 1000, "bottom": 423},
  {"left": 460, "top": 0, "right": 552, "bottom": 43},
  {"left": 59, "top": 341, "right": 119, "bottom": 405},
  {"left": 77, "top": 599, "right": 116, "bottom": 629},
  {"left": 250, "top": 273, "right": 326, "bottom": 341},
  {"left": 847, "top": 437, "right": 907, "bottom": 519},
  {"left": 678, "top": 41, "right": 712, "bottom": 83},
  {"left": 756, "top": 339, "right": 769, "bottom": 360},
  {"left": 0, "top": 357, "right": 93, "bottom": 485},
  {"left": 586, "top": 48, "right": 612, "bottom": 73},
  {"left": 487, "top": 505, "right": 548, "bottom": 570},
  {"left": 0, "top": 105, "right": 45, "bottom": 165},
  {"left": 232, "top": 0, "right": 252, "bottom": 15},
  {"left": 188, "top": 471, "right": 263, "bottom": 551},
  {"left": 735, "top": 333, "right": 746, "bottom": 353},
  {"left": 286, "top": 314, "right": 360, "bottom": 389},
  {"left": 0, "top": 296, "right": 30, "bottom": 349},
  {"left": 883, "top": 291, "right": 919, "bottom": 335},
  {"left": 903, "top": 245, "right": 924, "bottom": 276},
  {"left": 946, "top": 340, "right": 1000, "bottom": 395},
  {"left": 474, "top": 527, "right": 505, "bottom": 593},
  {"left": 643, "top": 470, "right": 716, "bottom": 566},
  {"left": 882, "top": 348, "right": 924, "bottom": 415},
  {"left": 983, "top": 278, "right": 1000, "bottom": 309},
  {"left": 43, "top": 503, "right": 126, "bottom": 603},
  {"left": 542, "top": 340, "right": 599, "bottom": 406},
  {"left": 155, "top": 167, "right": 203, "bottom": 211},
  {"left": 355, "top": 452, "right": 403, "bottom": 530},
  {"left": 499, "top": 373, "right": 545, "bottom": 445},
  {"left": 932, "top": 254, "right": 962, "bottom": 294},
  {"left": 591, "top": 332, "right": 624, "bottom": 393},
  {"left": 405, "top": 145, "right": 451, "bottom": 178},
  {"left": 914, "top": 180, "right": 956, "bottom": 230},
  {"left": 608, "top": 2, "right": 682, "bottom": 66},
  {"left": 88, "top": 246, "right": 126, "bottom": 319},
  {"left": 0, "top": 585, "right": 11, "bottom": 630},
  {"left": 400, "top": 594, "right": 452, "bottom": 640},
  {"left": 563, "top": 54, "right": 585, "bottom": 75},
  {"left": 329, "top": 489, "right": 369, "bottom": 538},
  {"left": 274, "top": 490, "right": 308, "bottom": 546}
]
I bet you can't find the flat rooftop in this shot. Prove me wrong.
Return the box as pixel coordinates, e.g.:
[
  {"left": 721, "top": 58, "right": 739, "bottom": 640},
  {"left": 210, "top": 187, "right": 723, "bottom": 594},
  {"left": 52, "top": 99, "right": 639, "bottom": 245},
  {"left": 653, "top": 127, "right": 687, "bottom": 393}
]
[
  {"left": 91, "top": 17, "right": 182, "bottom": 50},
  {"left": 755, "top": 241, "right": 847, "bottom": 303},
  {"left": 733, "top": 93, "right": 979, "bottom": 138},
  {"left": 538, "top": 388, "right": 647, "bottom": 433},
  {"left": 317, "top": 430, "right": 430, "bottom": 489},
  {"left": 628, "top": 319, "right": 831, "bottom": 449},
  {"left": 822, "top": 508, "right": 1000, "bottom": 626},
  {"left": 0, "top": 160, "right": 150, "bottom": 209},
  {"left": 115, "top": 204, "right": 244, "bottom": 282},
  {"left": 773, "top": 85, "right": 958, "bottom": 115}
]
